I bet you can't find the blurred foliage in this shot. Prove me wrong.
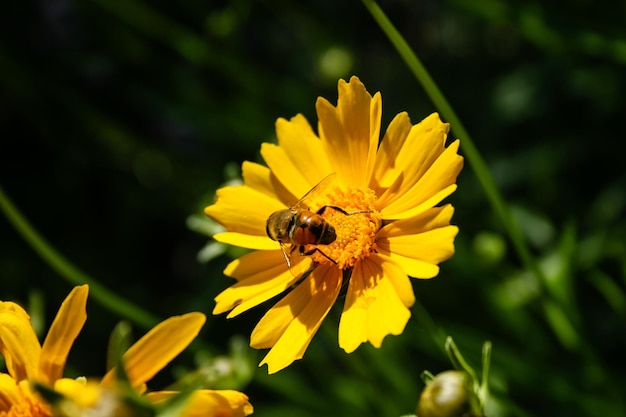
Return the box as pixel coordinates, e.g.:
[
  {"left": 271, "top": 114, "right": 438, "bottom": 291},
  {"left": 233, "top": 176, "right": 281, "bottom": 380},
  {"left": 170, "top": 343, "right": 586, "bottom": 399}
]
[{"left": 1, "top": 1, "right": 626, "bottom": 416}]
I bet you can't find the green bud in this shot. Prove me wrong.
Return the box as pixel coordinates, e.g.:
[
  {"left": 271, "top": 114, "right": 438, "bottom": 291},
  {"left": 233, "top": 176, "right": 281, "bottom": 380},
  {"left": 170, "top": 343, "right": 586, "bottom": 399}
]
[{"left": 416, "top": 370, "right": 478, "bottom": 417}]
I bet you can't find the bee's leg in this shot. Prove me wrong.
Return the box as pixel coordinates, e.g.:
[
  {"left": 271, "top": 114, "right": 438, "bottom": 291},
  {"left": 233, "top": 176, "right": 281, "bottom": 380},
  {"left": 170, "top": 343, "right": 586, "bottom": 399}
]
[
  {"left": 317, "top": 205, "right": 372, "bottom": 216},
  {"left": 316, "top": 205, "right": 348, "bottom": 215},
  {"left": 300, "top": 245, "right": 337, "bottom": 265}
]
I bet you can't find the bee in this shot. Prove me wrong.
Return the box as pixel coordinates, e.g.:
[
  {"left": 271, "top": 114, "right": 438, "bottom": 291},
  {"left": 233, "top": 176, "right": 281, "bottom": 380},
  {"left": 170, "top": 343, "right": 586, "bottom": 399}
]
[{"left": 266, "top": 173, "right": 349, "bottom": 270}]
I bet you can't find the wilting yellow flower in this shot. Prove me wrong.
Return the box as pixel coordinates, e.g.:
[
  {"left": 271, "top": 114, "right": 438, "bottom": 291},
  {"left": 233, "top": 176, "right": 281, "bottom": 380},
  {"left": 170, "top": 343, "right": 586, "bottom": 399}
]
[
  {"left": 0, "top": 286, "right": 253, "bottom": 417},
  {"left": 205, "top": 76, "right": 463, "bottom": 373},
  {"left": 0, "top": 284, "right": 88, "bottom": 417}
]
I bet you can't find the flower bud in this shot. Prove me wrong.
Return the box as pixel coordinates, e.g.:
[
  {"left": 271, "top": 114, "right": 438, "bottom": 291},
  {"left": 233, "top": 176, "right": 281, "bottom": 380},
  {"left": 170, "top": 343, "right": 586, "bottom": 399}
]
[{"left": 416, "top": 370, "right": 478, "bottom": 417}]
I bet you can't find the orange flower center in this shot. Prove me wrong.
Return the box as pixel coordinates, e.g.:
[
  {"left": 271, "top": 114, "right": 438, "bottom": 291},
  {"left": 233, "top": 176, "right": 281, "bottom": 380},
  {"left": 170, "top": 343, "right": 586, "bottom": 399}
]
[{"left": 307, "top": 186, "right": 382, "bottom": 270}]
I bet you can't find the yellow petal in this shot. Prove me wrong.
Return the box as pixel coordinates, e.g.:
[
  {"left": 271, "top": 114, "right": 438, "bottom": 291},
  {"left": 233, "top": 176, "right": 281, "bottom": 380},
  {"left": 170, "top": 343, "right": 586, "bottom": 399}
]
[
  {"left": 0, "top": 302, "right": 41, "bottom": 381},
  {"left": 380, "top": 140, "right": 463, "bottom": 219},
  {"left": 240, "top": 160, "right": 291, "bottom": 204},
  {"left": 316, "top": 76, "right": 381, "bottom": 188},
  {"left": 54, "top": 378, "right": 100, "bottom": 408},
  {"left": 101, "top": 312, "right": 206, "bottom": 389},
  {"left": 376, "top": 205, "right": 457, "bottom": 277},
  {"left": 40, "top": 285, "right": 88, "bottom": 384},
  {"left": 377, "top": 254, "right": 416, "bottom": 308},
  {"left": 214, "top": 250, "right": 309, "bottom": 317},
  {"left": 385, "top": 226, "right": 458, "bottom": 264},
  {"left": 0, "top": 301, "right": 30, "bottom": 322},
  {"left": 338, "top": 256, "right": 412, "bottom": 353},
  {"left": 260, "top": 143, "right": 316, "bottom": 202},
  {"left": 147, "top": 389, "right": 253, "bottom": 417},
  {"left": 205, "top": 185, "right": 284, "bottom": 236},
  {"left": 380, "top": 204, "right": 455, "bottom": 237},
  {"left": 213, "top": 232, "right": 279, "bottom": 250},
  {"left": 0, "top": 373, "right": 21, "bottom": 411},
  {"left": 369, "top": 111, "right": 413, "bottom": 192},
  {"left": 379, "top": 251, "right": 440, "bottom": 278},
  {"left": 251, "top": 266, "right": 342, "bottom": 373},
  {"left": 381, "top": 184, "right": 458, "bottom": 221},
  {"left": 376, "top": 113, "right": 449, "bottom": 198},
  {"left": 275, "top": 114, "right": 332, "bottom": 184}
]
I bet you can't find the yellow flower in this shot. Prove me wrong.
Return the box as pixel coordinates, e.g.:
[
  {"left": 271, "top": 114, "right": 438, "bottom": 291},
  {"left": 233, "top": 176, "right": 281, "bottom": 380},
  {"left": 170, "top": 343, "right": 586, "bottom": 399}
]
[
  {"left": 0, "top": 286, "right": 253, "bottom": 417},
  {"left": 55, "top": 312, "right": 254, "bottom": 417},
  {"left": 100, "top": 312, "right": 254, "bottom": 417},
  {"left": 205, "top": 76, "right": 463, "bottom": 374},
  {"left": 0, "top": 284, "right": 89, "bottom": 417}
]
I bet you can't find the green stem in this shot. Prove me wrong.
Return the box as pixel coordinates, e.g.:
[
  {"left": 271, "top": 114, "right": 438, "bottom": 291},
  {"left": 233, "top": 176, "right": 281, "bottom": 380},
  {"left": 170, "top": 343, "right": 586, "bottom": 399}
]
[
  {"left": 0, "top": 185, "right": 159, "bottom": 329},
  {"left": 412, "top": 298, "right": 448, "bottom": 352},
  {"left": 361, "top": 0, "right": 546, "bottom": 284}
]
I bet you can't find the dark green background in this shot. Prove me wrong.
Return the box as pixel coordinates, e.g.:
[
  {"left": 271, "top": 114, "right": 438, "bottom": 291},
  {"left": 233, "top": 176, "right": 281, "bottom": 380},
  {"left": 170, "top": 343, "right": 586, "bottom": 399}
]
[{"left": 1, "top": 1, "right": 625, "bottom": 416}]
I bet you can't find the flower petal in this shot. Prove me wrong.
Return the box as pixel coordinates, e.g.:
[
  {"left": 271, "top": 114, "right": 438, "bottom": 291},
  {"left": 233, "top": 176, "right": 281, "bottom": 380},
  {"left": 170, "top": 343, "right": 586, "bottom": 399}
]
[
  {"left": 0, "top": 302, "right": 41, "bottom": 381},
  {"left": 0, "top": 373, "right": 21, "bottom": 411},
  {"left": 146, "top": 389, "right": 253, "bottom": 417},
  {"left": 54, "top": 378, "right": 98, "bottom": 408},
  {"left": 260, "top": 143, "right": 319, "bottom": 203},
  {"left": 275, "top": 114, "right": 332, "bottom": 185},
  {"left": 214, "top": 250, "right": 310, "bottom": 317},
  {"left": 214, "top": 232, "right": 279, "bottom": 250},
  {"left": 378, "top": 252, "right": 440, "bottom": 279},
  {"left": 338, "top": 255, "right": 412, "bottom": 353},
  {"left": 375, "top": 113, "right": 450, "bottom": 204},
  {"left": 377, "top": 205, "right": 459, "bottom": 278},
  {"left": 241, "top": 161, "right": 290, "bottom": 203},
  {"left": 380, "top": 139, "right": 463, "bottom": 219},
  {"left": 383, "top": 226, "right": 458, "bottom": 268},
  {"left": 205, "top": 185, "right": 284, "bottom": 236},
  {"left": 100, "top": 313, "right": 206, "bottom": 389},
  {"left": 316, "top": 76, "right": 381, "bottom": 188},
  {"left": 370, "top": 111, "right": 413, "bottom": 193},
  {"left": 380, "top": 204, "right": 455, "bottom": 237},
  {"left": 250, "top": 266, "right": 342, "bottom": 374},
  {"left": 39, "top": 285, "right": 88, "bottom": 384}
]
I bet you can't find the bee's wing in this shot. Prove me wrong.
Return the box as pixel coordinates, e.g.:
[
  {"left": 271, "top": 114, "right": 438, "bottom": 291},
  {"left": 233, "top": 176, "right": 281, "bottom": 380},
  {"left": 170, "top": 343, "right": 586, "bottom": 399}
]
[
  {"left": 293, "top": 172, "right": 337, "bottom": 210},
  {"left": 279, "top": 242, "right": 314, "bottom": 277},
  {"left": 278, "top": 242, "right": 294, "bottom": 269}
]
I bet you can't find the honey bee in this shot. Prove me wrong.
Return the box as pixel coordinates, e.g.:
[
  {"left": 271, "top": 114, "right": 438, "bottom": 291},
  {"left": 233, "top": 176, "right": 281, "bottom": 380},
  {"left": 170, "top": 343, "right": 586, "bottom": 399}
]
[{"left": 265, "top": 173, "right": 348, "bottom": 269}]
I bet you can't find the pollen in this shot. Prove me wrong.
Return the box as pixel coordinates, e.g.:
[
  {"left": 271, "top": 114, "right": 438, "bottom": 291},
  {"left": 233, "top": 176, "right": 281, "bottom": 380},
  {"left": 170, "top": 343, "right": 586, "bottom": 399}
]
[{"left": 308, "top": 186, "right": 382, "bottom": 270}]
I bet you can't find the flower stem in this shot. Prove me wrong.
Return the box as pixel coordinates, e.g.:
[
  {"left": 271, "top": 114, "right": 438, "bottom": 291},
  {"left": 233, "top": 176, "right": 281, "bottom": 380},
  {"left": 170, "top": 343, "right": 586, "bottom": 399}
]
[
  {"left": 361, "top": 0, "right": 546, "bottom": 285},
  {"left": 0, "top": 185, "right": 159, "bottom": 329}
]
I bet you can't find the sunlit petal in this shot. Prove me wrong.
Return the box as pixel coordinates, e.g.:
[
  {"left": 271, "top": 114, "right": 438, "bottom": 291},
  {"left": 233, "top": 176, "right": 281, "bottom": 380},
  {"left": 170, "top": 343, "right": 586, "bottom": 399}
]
[
  {"left": 147, "top": 389, "right": 253, "bottom": 417},
  {"left": 377, "top": 206, "right": 459, "bottom": 271},
  {"left": 53, "top": 378, "right": 99, "bottom": 409},
  {"left": 39, "top": 285, "right": 88, "bottom": 384},
  {"left": 377, "top": 251, "right": 440, "bottom": 279},
  {"left": 260, "top": 143, "right": 312, "bottom": 200},
  {"left": 205, "top": 185, "right": 285, "bottom": 235},
  {"left": 242, "top": 160, "right": 300, "bottom": 209},
  {"left": 317, "top": 76, "right": 381, "bottom": 188},
  {"left": 101, "top": 313, "right": 206, "bottom": 389},
  {"left": 380, "top": 140, "right": 463, "bottom": 218},
  {"left": 0, "top": 373, "right": 20, "bottom": 411},
  {"left": 214, "top": 250, "right": 310, "bottom": 317},
  {"left": 275, "top": 114, "right": 332, "bottom": 184},
  {"left": 251, "top": 266, "right": 342, "bottom": 373},
  {"left": 380, "top": 204, "right": 455, "bottom": 236},
  {"left": 339, "top": 255, "right": 412, "bottom": 353},
  {"left": 375, "top": 113, "right": 450, "bottom": 206},
  {"left": 370, "top": 111, "right": 413, "bottom": 193},
  {"left": 0, "top": 302, "right": 41, "bottom": 381},
  {"left": 214, "top": 232, "right": 279, "bottom": 250}
]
